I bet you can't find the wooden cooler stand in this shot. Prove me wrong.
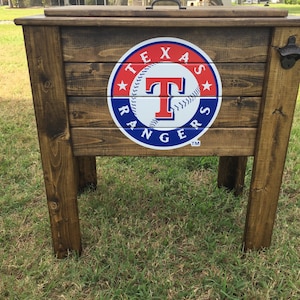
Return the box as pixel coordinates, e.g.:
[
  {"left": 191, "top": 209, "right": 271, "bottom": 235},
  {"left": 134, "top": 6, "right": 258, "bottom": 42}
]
[{"left": 15, "top": 6, "right": 300, "bottom": 258}]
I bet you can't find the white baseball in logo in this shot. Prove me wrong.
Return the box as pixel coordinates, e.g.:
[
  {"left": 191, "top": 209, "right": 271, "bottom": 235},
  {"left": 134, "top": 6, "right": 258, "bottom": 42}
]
[{"left": 130, "top": 63, "right": 200, "bottom": 130}]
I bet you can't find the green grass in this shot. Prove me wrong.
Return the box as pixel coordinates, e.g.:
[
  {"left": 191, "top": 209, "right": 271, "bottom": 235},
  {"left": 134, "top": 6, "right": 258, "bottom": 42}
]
[
  {"left": 271, "top": 4, "right": 300, "bottom": 15},
  {"left": 0, "top": 6, "right": 44, "bottom": 21},
  {"left": 1, "top": 7, "right": 300, "bottom": 300},
  {"left": 255, "top": 4, "right": 300, "bottom": 15}
]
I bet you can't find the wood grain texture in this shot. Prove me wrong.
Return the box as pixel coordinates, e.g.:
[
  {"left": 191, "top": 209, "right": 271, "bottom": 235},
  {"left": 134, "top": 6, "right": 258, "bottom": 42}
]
[
  {"left": 218, "top": 156, "right": 248, "bottom": 196},
  {"left": 44, "top": 6, "right": 288, "bottom": 18},
  {"left": 65, "top": 62, "right": 265, "bottom": 97},
  {"left": 15, "top": 16, "right": 300, "bottom": 27},
  {"left": 77, "top": 156, "right": 97, "bottom": 192},
  {"left": 23, "top": 26, "right": 82, "bottom": 258},
  {"left": 244, "top": 27, "right": 300, "bottom": 251},
  {"left": 71, "top": 127, "right": 256, "bottom": 156},
  {"left": 68, "top": 96, "right": 260, "bottom": 128},
  {"left": 61, "top": 27, "right": 270, "bottom": 63}
]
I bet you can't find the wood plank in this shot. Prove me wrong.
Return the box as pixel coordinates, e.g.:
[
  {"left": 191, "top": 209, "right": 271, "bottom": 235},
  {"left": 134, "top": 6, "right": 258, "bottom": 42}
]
[
  {"left": 45, "top": 6, "right": 288, "bottom": 18},
  {"left": 71, "top": 127, "right": 256, "bottom": 156},
  {"left": 65, "top": 62, "right": 265, "bottom": 97},
  {"left": 23, "top": 26, "right": 82, "bottom": 258},
  {"left": 15, "top": 16, "right": 300, "bottom": 28},
  {"left": 68, "top": 96, "right": 260, "bottom": 128},
  {"left": 62, "top": 27, "right": 270, "bottom": 63},
  {"left": 244, "top": 27, "right": 300, "bottom": 251}
]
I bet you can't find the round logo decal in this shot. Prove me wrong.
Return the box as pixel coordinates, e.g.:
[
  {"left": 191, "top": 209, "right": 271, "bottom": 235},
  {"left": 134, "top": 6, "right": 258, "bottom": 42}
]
[{"left": 107, "top": 37, "right": 222, "bottom": 150}]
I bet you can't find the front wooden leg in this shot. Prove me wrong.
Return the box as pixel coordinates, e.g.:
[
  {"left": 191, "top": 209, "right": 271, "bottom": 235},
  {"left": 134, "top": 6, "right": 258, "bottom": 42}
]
[
  {"left": 244, "top": 27, "right": 300, "bottom": 251},
  {"left": 217, "top": 156, "right": 248, "bottom": 196},
  {"left": 23, "top": 26, "right": 82, "bottom": 258},
  {"left": 43, "top": 144, "right": 82, "bottom": 258}
]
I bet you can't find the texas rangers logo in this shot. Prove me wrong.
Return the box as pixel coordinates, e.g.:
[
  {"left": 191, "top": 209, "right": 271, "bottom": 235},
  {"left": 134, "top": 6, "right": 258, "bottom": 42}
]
[{"left": 107, "top": 37, "right": 222, "bottom": 150}]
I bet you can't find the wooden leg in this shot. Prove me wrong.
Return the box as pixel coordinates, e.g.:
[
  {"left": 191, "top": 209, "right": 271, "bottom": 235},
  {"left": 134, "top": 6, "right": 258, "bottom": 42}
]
[
  {"left": 243, "top": 27, "right": 300, "bottom": 251},
  {"left": 43, "top": 142, "right": 82, "bottom": 258},
  {"left": 23, "top": 26, "right": 82, "bottom": 258},
  {"left": 77, "top": 156, "right": 97, "bottom": 192},
  {"left": 218, "top": 156, "right": 248, "bottom": 196}
]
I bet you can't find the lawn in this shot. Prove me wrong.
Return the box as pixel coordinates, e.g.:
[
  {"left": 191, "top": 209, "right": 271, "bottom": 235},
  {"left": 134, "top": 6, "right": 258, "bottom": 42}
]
[
  {"left": 256, "top": 3, "right": 300, "bottom": 15},
  {"left": 0, "top": 6, "right": 300, "bottom": 299}
]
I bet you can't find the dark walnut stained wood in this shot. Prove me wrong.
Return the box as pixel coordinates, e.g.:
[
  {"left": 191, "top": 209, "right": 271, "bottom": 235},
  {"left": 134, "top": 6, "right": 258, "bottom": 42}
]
[
  {"left": 64, "top": 62, "right": 265, "bottom": 97},
  {"left": 15, "top": 7, "right": 300, "bottom": 257},
  {"left": 70, "top": 127, "right": 257, "bottom": 157},
  {"left": 15, "top": 7, "right": 300, "bottom": 27},
  {"left": 218, "top": 156, "right": 248, "bottom": 196},
  {"left": 77, "top": 156, "right": 97, "bottom": 192},
  {"left": 14, "top": 16, "right": 300, "bottom": 27},
  {"left": 68, "top": 96, "right": 261, "bottom": 128},
  {"left": 61, "top": 27, "right": 271, "bottom": 63},
  {"left": 244, "top": 27, "right": 300, "bottom": 250},
  {"left": 22, "top": 26, "right": 82, "bottom": 258},
  {"left": 44, "top": 6, "right": 288, "bottom": 18}
]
